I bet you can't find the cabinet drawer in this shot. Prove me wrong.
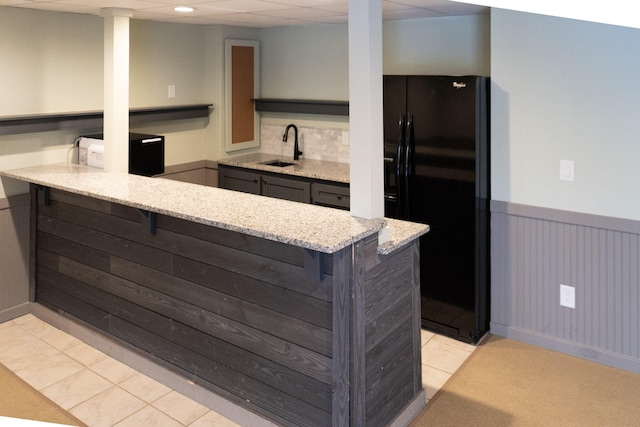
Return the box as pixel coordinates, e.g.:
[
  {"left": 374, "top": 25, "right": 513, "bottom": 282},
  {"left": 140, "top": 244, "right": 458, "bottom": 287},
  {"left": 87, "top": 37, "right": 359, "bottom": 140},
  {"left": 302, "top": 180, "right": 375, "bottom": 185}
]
[
  {"left": 262, "top": 175, "right": 311, "bottom": 203},
  {"left": 218, "top": 166, "right": 261, "bottom": 194},
  {"left": 312, "top": 183, "right": 350, "bottom": 209}
]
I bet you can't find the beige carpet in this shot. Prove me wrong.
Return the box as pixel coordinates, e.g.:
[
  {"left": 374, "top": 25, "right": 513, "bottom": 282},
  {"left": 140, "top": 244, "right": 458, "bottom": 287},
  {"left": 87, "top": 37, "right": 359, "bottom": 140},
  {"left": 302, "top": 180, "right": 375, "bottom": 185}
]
[
  {"left": 411, "top": 335, "right": 640, "bottom": 427},
  {"left": 0, "top": 362, "right": 86, "bottom": 426}
]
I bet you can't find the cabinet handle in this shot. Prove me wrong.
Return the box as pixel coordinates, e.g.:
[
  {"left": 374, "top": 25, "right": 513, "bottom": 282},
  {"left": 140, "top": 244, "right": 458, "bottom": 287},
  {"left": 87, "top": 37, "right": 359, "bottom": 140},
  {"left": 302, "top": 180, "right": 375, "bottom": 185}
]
[{"left": 337, "top": 195, "right": 342, "bottom": 200}]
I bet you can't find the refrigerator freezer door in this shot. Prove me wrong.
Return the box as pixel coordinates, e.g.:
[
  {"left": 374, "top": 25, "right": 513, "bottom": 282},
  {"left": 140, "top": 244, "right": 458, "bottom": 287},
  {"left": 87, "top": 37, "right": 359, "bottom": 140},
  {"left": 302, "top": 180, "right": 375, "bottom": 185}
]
[
  {"left": 383, "top": 75, "right": 408, "bottom": 219},
  {"left": 400, "top": 76, "right": 489, "bottom": 343}
]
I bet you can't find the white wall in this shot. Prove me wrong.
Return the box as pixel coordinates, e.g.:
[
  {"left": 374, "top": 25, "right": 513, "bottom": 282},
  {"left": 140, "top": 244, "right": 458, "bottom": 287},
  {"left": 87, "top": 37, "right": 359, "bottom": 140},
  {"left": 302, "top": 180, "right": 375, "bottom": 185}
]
[
  {"left": 0, "top": 7, "right": 213, "bottom": 199},
  {"left": 0, "top": 8, "right": 103, "bottom": 116},
  {"left": 259, "top": 15, "right": 490, "bottom": 101},
  {"left": 1, "top": 8, "right": 490, "bottom": 199},
  {"left": 259, "top": 24, "right": 349, "bottom": 100},
  {"left": 257, "top": 15, "right": 490, "bottom": 161},
  {"left": 130, "top": 20, "right": 207, "bottom": 108},
  {"left": 491, "top": 9, "right": 640, "bottom": 221},
  {"left": 383, "top": 15, "right": 490, "bottom": 76}
]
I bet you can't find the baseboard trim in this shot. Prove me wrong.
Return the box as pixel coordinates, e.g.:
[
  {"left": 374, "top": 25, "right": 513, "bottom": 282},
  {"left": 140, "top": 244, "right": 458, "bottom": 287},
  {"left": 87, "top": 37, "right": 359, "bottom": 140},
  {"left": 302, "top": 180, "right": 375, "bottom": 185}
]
[
  {"left": 389, "top": 389, "right": 426, "bottom": 427},
  {"left": 0, "top": 302, "right": 31, "bottom": 324},
  {"left": 491, "top": 323, "right": 640, "bottom": 374}
]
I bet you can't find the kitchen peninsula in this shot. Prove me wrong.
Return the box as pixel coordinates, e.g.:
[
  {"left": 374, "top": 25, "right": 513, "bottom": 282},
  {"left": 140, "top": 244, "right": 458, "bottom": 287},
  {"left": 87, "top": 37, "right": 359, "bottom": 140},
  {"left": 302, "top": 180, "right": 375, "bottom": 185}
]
[{"left": 1, "top": 163, "right": 428, "bottom": 427}]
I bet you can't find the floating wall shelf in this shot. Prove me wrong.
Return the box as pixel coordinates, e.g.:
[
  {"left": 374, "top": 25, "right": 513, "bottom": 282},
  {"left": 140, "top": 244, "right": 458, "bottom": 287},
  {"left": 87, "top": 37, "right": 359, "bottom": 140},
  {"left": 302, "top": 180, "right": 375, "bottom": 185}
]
[
  {"left": 254, "top": 99, "right": 349, "bottom": 116},
  {"left": 0, "top": 104, "right": 212, "bottom": 136}
]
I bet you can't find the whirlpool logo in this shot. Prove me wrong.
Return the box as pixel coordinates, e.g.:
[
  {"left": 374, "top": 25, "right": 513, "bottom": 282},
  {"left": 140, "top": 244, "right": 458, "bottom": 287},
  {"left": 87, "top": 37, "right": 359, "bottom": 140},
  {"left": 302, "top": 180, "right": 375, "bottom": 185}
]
[{"left": 453, "top": 81, "right": 467, "bottom": 89}]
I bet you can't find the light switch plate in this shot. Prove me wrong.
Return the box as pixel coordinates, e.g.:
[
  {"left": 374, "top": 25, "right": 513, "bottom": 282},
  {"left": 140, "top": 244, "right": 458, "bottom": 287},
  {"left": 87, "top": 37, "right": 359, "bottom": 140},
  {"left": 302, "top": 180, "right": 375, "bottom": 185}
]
[
  {"left": 168, "top": 85, "right": 176, "bottom": 99},
  {"left": 560, "top": 160, "right": 575, "bottom": 182}
]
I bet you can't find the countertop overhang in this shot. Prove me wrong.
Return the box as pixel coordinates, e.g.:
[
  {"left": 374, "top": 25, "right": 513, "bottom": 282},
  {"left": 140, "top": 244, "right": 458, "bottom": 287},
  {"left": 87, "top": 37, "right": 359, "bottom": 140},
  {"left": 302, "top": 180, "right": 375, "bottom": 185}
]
[{"left": 1, "top": 163, "right": 428, "bottom": 254}]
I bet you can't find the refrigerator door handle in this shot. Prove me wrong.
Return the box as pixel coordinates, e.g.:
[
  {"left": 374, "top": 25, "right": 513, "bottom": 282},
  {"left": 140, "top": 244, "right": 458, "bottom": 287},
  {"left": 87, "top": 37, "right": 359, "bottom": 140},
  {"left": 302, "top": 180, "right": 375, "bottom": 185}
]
[
  {"left": 403, "top": 112, "right": 413, "bottom": 217},
  {"left": 396, "top": 113, "right": 406, "bottom": 217}
]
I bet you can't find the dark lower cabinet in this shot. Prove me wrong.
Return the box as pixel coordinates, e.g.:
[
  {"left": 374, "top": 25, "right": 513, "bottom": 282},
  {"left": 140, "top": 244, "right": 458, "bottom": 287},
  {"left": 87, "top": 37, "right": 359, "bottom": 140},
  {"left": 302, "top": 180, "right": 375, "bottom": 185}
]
[
  {"left": 218, "top": 165, "right": 349, "bottom": 208},
  {"left": 262, "top": 175, "right": 311, "bottom": 204},
  {"left": 218, "top": 166, "right": 261, "bottom": 195},
  {"left": 311, "top": 183, "right": 350, "bottom": 210}
]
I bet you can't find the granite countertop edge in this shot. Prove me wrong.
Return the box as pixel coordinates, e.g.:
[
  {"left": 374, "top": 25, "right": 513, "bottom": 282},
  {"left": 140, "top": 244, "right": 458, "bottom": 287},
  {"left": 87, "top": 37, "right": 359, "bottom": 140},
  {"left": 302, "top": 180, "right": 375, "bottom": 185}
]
[{"left": 1, "top": 163, "right": 427, "bottom": 254}]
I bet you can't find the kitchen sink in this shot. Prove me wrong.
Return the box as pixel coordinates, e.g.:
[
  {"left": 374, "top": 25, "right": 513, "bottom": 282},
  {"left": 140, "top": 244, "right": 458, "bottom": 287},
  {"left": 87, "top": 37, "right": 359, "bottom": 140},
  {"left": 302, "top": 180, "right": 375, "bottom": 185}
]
[{"left": 260, "top": 160, "right": 296, "bottom": 167}]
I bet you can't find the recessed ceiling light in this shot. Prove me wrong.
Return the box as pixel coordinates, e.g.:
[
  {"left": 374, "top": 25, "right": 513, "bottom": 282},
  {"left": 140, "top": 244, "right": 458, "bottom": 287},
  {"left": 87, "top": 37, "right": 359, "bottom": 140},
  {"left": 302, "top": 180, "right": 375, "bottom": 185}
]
[{"left": 174, "top": 6, "right": 195, "bottom": 13}]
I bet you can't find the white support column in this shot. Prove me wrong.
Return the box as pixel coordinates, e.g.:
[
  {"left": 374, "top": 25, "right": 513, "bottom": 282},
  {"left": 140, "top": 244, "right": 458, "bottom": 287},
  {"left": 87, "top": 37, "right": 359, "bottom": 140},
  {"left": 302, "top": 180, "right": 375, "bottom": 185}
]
[
  {"left": 348, "top": 0, "right": 384, "bottom": 221},
  {"left": 101, "top": 8, "right": 132, "bottom": 173}
]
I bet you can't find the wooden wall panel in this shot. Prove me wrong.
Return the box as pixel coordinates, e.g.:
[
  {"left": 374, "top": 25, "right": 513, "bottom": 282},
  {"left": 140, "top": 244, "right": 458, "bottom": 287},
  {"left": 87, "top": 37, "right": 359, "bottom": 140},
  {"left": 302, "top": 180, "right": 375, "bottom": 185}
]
[
  {"left": 33, "top": 187, "right": 334, "bottom": 426},
  {"left": 32, "top": 186, "right": 423, "bottom": 426},
  {"left": 363, "top": 244, "right": 421, "bottom": 427}
]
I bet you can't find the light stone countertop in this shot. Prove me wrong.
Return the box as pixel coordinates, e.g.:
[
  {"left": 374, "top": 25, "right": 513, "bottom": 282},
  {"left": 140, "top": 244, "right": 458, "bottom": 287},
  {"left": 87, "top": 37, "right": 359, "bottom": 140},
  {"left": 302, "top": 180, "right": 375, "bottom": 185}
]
[
  {"left": 1, "top": 163, "right": 428, "bottom": 254},
  {"left": 218, "top": 153, "right": 350, "bottom": 183}
]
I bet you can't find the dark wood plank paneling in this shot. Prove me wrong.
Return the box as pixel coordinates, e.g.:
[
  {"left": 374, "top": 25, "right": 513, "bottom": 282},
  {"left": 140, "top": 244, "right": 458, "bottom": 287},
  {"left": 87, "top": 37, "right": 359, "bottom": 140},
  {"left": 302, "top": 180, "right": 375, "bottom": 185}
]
[
  {"left": 159, "top": 228, "right": 333, "bottom": 301},
  {"left": 36, "top": 267, "right": 111, "bottom": 333},
  {"left": 37, "top": 214, "right": 172, "bottom": 274},
  {"left": 55, "top": 255, "right": 332, "bottom": 384},
  {"left": 331, "top": 245, "right": 351, "bottom": 427},
  {"left": 33, "top": 188, "right": 423, "bottom": 426},
  {"left": 48, "top": 188, "right": 112, "bottom": 215},
  {"left": 112, "top": 256, "right": 332, "bottom": 356},
  {"left": 30, "top": 186, "right": 38, "bottom": 302},
  {"left": 411, "top": 241, "right": 422, "bottom": 396},
  {"left": 109, "top": 316, "right": 331, "bottom": 427},
  {"left": 365, "top": 345, "right": 415, "bottom": 427},
  {"left": 365, "top": 245, "right": 412, "bottom": 297},
  {"left": 364, "top": 316, "right": 413, "bottom": 378},
  {"left": 36, "top": 248, "right": 59, "bottom": 272},
  {"left": 350, "top": 239, "right": 367, "bottom": 426},
  {"left": 365, "top": 293, "right": 413, "bottom": 353},
  {"left": 173, "top": 255, "right": 332, "bottom": 329},
  {"left": 38, "top": 263, "right": 173, "bottom": 337},
  {"left": 170, "top": 320, "right": 332, "bottom": 412},
  {"left": 158, "top": 214, "right": 305, "bottom": 266},
  {"left": 44, "top": 195, "right": 333, "bottom": 301},
  {"left": 38, "top": 232, "right": 111, "bottom": 272}
]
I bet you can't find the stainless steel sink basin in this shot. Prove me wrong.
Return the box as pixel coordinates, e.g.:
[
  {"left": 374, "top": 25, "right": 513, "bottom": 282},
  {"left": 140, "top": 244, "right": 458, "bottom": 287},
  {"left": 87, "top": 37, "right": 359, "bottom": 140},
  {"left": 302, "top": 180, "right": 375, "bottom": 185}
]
[{"left": 260, "top": 160, "right": 296, "bottom": 167}]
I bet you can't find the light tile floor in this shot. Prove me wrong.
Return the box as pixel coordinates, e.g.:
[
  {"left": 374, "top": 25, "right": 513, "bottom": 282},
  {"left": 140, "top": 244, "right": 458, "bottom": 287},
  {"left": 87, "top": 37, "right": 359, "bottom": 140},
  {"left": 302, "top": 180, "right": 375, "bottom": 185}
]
[{"left": 0, "top": 314, "right": 476, "bottom": 426}]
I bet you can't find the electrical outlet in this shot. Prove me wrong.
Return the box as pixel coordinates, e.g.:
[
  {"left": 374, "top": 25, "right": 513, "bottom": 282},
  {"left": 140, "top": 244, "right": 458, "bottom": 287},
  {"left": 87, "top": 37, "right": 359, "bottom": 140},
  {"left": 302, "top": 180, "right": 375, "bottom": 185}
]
[
  {"left": 168, "top": 85, "right": 176, "bottom": 99},
  {"left": 560, "top": 284, "right": 575, "bottom": 309}
]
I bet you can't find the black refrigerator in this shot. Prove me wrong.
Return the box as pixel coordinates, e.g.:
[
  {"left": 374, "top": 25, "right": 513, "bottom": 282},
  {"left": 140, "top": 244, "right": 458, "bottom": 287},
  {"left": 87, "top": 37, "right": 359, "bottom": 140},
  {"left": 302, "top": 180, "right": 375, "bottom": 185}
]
[{"left": 383, "top": 75, "right": 490, "bottom": 344}]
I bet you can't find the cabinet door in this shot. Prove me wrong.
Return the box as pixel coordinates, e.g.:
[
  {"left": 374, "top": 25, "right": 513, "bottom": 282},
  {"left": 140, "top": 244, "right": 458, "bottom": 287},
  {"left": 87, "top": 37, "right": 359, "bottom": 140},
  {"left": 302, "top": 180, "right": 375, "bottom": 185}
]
[
  {"left": 218, "top": 166, "right": 261, "bottom": 194},
  {"left": 262, "top": 175, "right": 311, "bottom": 203},
  {"left": 311, "top": 183, "right": 350, "bottom": 210}
]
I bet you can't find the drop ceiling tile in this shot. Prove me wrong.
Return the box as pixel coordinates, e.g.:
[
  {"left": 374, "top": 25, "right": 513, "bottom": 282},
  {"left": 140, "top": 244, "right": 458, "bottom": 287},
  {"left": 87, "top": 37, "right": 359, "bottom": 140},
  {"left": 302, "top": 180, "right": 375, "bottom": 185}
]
[
  {"left": 3, "top": 0, "right": 488, "bottom": 27},
  {"left": 198, "top": 0, "right": 294, "bottom": 13},
  {"left": 265, "top": 0, "right": 345, "bottom": 6},
  {"left": 258, "top": 7, "right": 343, "bottom": 20}
]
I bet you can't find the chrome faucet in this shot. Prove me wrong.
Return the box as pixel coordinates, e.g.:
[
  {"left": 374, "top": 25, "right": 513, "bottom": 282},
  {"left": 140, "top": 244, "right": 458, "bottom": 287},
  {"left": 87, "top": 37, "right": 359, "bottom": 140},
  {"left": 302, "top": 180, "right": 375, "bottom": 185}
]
[{"left": 283, "top": 124, "right": 303, "bottom": 161}]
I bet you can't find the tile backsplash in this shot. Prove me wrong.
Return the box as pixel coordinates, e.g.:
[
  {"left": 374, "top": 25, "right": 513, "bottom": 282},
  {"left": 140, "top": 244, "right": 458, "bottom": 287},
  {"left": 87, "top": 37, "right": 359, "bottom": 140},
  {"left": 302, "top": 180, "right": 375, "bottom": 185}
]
[{"left": 260, "top": 124, "right": 350, "bottom": 163}]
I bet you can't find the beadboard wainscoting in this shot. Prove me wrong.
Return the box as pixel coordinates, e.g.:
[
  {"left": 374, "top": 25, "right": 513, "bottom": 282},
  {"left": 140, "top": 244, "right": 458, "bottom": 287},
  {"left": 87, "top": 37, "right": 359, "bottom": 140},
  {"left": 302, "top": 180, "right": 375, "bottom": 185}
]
[
  {"left": 491, "top": 201, "right": 640, "bottom": 374},
  {"left": 0, "top": 193, "right": 30, "bottom": 322}
]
